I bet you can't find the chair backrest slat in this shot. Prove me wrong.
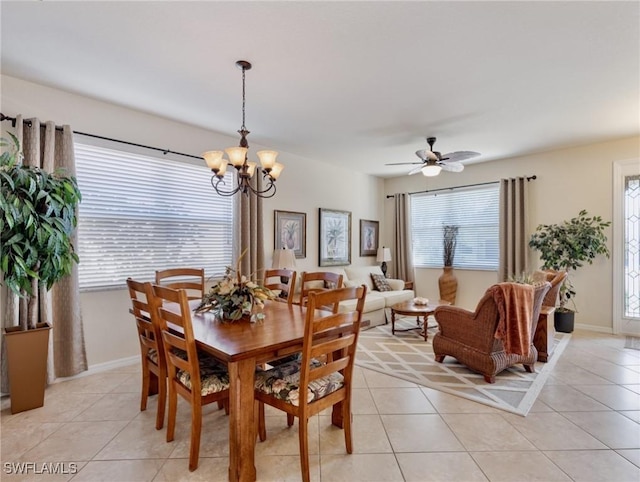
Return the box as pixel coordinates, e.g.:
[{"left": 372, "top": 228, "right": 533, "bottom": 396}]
[
  {"left": 155, "top": 268, "right": 205, "bottom": 301},
  {"left": 300, "top": 271, "right": 344, "bottom": 308},
  {"left": 263, "top": 269, "right": 297, "bottom": 305}
]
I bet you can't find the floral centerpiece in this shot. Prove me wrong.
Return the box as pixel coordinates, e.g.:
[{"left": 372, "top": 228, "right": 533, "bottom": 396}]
[{"left": 195, "top": 250, "right": 276, "bottom": 322}]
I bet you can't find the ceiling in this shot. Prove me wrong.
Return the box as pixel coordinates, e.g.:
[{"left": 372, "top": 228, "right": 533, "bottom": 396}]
[{"left": 1, "top": 1, "right": 638, "bottom": 178}]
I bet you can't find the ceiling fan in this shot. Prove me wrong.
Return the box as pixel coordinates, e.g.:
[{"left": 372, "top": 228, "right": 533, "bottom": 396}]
[{"left": 386, "top": 137, "right": 480, "bottom": 176}]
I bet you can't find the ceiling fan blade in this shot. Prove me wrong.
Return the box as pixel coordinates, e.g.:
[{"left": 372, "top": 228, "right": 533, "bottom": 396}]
[
  {"left": 385, "top": 161, "right": 423, "bottom": 166},
  {"left": 439, "top": 161, "right": 465, "bottom": 173},
  {"left": 441, "top": 151, "right": 480, "bottom": 162},
  {"left": 408, "top": 165, "right": 425, "bottom": 175}
]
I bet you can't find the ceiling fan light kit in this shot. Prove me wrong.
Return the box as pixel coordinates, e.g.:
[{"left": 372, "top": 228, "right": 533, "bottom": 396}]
[
  {"left": 386, "top": 136, "right": 480, "bottom": 177},
  {"left": 421, "top": 164, "right": 442, "bottom": 177}
]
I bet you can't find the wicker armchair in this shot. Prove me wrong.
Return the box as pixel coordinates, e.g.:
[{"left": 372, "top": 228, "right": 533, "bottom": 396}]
[
  {"left": 538, "top": 270, "right": 568, "bottom": 307},
  {"left": 433, "top": 282, "right": 551, "bottom": 383}
]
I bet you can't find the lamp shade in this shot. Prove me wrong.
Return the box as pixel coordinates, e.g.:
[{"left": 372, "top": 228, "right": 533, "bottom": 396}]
[
  {"left": 272, "top": 248, "right": 296, "bottom": 269},
  {"left": 376, "top": 247, "right": 392, "bottom": 263},
  {"left": 421, "top": 164, "right": 442, "bottom": 177}
]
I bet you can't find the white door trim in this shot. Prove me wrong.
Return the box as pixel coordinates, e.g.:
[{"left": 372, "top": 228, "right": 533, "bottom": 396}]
[{"left": 613, "top": 158, "right": 640, "bottom": 335}]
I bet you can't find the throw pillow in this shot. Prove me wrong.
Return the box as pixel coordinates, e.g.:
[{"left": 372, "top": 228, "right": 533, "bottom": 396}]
[{"left": 371, "top": 273, "right": 392, "bottom": 292}]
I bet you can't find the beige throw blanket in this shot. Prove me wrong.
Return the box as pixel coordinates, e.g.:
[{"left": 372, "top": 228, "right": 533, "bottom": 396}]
[{"left": 492, "top": 283, "right": 534, "bottom": 356}]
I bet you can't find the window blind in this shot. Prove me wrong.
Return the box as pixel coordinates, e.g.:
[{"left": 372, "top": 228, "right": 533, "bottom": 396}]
[
  {"left": 410, "top": 184, "right": 499, "bottom": 270},
  {"left": 74, "top": 143, "right": 234, "bottom": 290}
]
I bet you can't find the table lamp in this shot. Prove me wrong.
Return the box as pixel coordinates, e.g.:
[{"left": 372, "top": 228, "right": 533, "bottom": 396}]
[
  {"left": 376, "top": 247, "right": 392, "bottom": 277},
  {"left": 272, "top": 248, "right": 296, "bottom": 283}
]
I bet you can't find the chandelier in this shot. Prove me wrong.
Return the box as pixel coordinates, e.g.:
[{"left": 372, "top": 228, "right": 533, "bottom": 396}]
[{"left": 203, "top": 60, "right": 283, "bottom": 198}]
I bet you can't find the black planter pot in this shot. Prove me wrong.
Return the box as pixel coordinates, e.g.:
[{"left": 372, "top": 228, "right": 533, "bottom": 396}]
[{"left": 554, "top": 310, "right": 575, "bottom": 333}]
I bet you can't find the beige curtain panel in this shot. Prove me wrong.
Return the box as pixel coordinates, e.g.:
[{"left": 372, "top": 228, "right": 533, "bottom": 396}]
[
  {"left": 239, "top": 174, "right": 265, "bottom": 281},
  {"left": 1, "top": 115, "right": 87, "bottom": 393},
  {"left": 499, "top": 177, "right": 529, "bottom": 281},
  {"left": 393, "top": 193, "right": 414, "bottom": 282}
]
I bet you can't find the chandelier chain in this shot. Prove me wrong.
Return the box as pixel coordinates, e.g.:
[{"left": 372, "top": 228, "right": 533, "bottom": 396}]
[{"left": 241, "top": 66, "right": 246, "bottom": 132}]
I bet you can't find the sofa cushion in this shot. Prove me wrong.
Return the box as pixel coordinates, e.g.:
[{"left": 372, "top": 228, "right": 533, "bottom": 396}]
[
  {"left": 378, "top": 289, "right": 415, "bottom": 307},
  {"left": 371, "top": 273, "right": 392, "bottom": 292},
  {"left": 387, "top": 279, "right": 405, "bottom": 291},
  {"left": 339, "top": 292, "right": 385, "bottom": 314},
  {"left": 344, "top": 266, "right": 384, "bottom": 290}
]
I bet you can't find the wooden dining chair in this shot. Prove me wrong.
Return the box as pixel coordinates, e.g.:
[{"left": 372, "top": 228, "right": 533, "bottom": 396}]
[
  {"left": 151, "top": 284, "right": 230, "bottom": 472},
  {"left": 126, "top": 278, "right": 167, "bottom": 430},
  {"left": 263, "top": 268, "right": 297, "bottom": 304},
  {"left": 155, "top": 267, "right": 205, "bottom": 300},
  {"left": 299, "top": 271, "right": 343, "bottom": 307},
  {"left": 255, "top": 285, "right": 367, "bottom": 482}
]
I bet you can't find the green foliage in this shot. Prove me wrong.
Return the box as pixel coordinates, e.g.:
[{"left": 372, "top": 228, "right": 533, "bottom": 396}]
[
  {"left": 0, "top": 135, "right": 82, "bottom": 326},
  {"left": 529, "top": 210, "right": 611, "bottom": 311}
]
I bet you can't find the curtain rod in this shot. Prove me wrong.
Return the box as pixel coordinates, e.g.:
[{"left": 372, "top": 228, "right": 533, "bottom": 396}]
[
  {"left": 0, "top": 113, "right": 204, "bottom": 161},
  {"left": 385, "top": 175, "right": 537, "bottom": 198}
]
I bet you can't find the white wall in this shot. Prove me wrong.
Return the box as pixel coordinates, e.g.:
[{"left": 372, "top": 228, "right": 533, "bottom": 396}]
[
  {"left": 384, "top": 135, "right": 640, "bottom": 332},
  {"left": 1, "top": 75, "right": 384, "bottom": 368}
]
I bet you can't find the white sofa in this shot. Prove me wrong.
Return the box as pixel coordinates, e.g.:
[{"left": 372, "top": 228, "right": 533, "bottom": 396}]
[{"left": 338, "top": 266, "right": 415, "bottom": 327}]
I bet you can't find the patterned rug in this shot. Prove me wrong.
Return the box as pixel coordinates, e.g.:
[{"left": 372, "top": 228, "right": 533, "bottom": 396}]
[
  {"left": 356, "top": 317, "right": 571, "bottom": 416},
  {"left": 625, "top": 336, "right": 640, "bottom": 350}
]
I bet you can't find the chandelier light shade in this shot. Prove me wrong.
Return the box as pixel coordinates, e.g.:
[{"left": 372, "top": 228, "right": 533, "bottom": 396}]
[{"left": 203, "top": 60, "right": 283, "bottom": 198}]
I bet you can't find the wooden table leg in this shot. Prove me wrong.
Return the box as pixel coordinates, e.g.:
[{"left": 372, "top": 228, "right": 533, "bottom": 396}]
[
  {"left": 228, "top": 358, "right": 257, "bottom": 482},
  {"left": 391, "top": 310, "right": 396, "bottom": 335},
  {"left": 423, "top": 314, "right": 429, "bottom": 342}
]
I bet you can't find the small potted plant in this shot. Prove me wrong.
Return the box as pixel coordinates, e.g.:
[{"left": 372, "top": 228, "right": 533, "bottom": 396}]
[
  {"left": 0, "top": 133, "right": 82, "bottom": 413},
  {"left": 529, "top": 210, "right": 610, "bottom": 332}
]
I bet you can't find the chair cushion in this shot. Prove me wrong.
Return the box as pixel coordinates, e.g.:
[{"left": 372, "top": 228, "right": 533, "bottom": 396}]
[
  {"left": 147, "top": 347, "right": 188, "bottom": 365},
  {"left": 371, "top": 273, "right": 392, "bottom": 292},
  {"left": 177, "top": 355, "right": 230, "bottom": 396},
  {"left": 147, "top": 348, "right": 159, "bottom": 364},
  {"left": 254, "top": 358, "right": 343, "bottom": 406}
]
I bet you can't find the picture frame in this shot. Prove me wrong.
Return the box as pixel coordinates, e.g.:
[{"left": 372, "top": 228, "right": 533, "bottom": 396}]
[
  {"left": 359, "top": 219, "right": 379, "bottom": 257},
  {"left": 274, "top": 210, "right": 306, "bottom": 258},
  {"left": 319, "top": 208, "right": 352, "bottom": 266}
]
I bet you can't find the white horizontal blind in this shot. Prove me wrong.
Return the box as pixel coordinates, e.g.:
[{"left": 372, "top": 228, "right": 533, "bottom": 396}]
[
  {"left": 410, "top": 184, "right": 499, "bottom": 269},
  {"left": 74, "top": 143, "right": 234, "bottom": 290}
]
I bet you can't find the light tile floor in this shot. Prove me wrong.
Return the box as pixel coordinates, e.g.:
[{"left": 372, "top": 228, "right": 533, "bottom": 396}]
[{"left": 1, "top": 330, "right": 639, "bottom": 481}]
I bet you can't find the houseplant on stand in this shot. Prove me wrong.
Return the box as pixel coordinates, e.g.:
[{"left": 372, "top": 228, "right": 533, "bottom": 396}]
[
  {"left": 438, "top": 225, "right": 458, "bottom": 304},
  {"left": 529, "top": 210, "right": 610, "bottom": 333},
  {"left": 1, "top": 134, "right": 82, "bottom": 413}
]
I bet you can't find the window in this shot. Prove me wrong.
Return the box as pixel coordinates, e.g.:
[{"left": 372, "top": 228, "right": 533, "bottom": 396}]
[
  {"left": 624, "top": 174, "right": 639, "bottom": 318},
  {"left": 410, "top": 184, "right": 499, "bottom": 269},
  {"left": 74, "top": 143, "right": 234, "bottom": 290}
]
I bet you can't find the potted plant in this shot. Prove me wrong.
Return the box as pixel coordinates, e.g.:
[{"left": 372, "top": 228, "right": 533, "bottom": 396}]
[
  {"left": 0, "top": 133, "right": 82, "bottom": 413},
  {"left": 529, "top": 210, "right": 610, "bottom": 333},
  {"left": 438, "top": 225, "right": 459, "bottom": 304}
]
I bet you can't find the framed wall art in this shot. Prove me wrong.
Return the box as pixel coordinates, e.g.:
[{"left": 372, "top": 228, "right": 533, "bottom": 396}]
[
  {"left": 319, "top": 208, "right": 351, "bottom": 266},
  {"left": 274, "top": 210, "right": 306, "bottom": 258},
  {"left": 359, "top": 219, "right": 379, "bottom": 256}
]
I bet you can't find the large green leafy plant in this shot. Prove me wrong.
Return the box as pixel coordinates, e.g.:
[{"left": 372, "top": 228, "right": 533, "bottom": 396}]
[
  {"left": 529, "top": 210, "right": 610, "bottom": 312},
  {"left": 0, "top": 134, "right": 82, "bottom": 330}
]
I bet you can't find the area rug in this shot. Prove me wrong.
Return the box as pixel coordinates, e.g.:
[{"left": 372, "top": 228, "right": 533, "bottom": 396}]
[
  {"left": 356, "top": 317, "right": 571, "bottom": 416},
  {"left": 625, "top": 336, "right": 640, "bottom": 350}
]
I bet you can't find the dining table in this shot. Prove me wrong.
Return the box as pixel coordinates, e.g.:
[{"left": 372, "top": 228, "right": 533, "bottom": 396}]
[{"left": 166, "top": 299, "right": 342, "bottom": 482}]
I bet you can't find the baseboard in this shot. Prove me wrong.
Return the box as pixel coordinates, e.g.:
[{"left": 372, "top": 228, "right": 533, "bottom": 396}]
[
  {"left": 574, "top": 322, "right": 613, "bottom": 334},
  {"left": 51, "top": 355, "right": 139, "bottom": 384}
]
